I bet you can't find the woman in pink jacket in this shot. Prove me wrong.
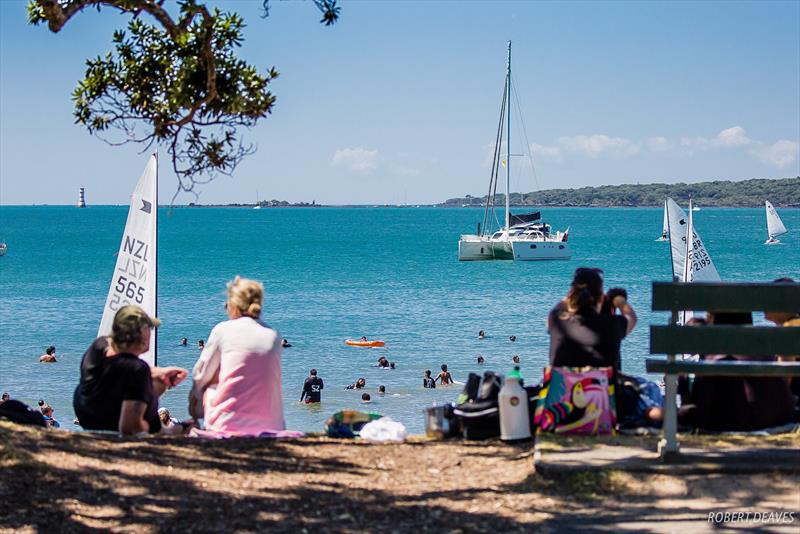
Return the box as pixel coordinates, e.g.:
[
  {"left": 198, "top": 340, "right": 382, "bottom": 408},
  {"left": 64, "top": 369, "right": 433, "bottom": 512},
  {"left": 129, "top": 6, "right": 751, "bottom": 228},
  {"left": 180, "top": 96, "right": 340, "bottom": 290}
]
[{"left": 189, "top": 276, "right": 290, "bottom": 437}]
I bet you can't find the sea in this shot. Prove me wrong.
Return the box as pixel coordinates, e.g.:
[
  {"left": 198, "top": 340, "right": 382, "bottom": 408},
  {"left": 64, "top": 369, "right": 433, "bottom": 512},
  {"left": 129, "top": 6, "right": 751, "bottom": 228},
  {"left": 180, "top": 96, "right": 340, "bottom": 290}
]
[{"left": 1, "top": 205, "right": 798, "bottom": 434}]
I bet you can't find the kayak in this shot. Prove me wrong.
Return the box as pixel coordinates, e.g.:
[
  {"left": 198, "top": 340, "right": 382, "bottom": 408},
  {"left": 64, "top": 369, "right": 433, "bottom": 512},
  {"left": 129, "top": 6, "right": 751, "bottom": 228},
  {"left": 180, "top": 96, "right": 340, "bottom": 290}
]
[{"left": 345, "top": 339, "right": 385, "bottom": 348}]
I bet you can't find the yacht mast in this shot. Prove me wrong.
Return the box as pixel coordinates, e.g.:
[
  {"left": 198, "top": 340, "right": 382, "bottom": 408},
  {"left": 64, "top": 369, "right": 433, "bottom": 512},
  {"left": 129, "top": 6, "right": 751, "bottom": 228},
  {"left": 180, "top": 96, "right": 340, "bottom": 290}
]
[{"left": 505, "top": 41, "right": 511, "bottom": 233}]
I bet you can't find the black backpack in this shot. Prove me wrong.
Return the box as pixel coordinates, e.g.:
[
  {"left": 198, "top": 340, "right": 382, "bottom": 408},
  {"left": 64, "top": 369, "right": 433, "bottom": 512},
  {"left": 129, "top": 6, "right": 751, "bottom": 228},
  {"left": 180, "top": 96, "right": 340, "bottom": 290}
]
[
  {"left": 454, "top": 371, "right": 504, "bottom": 440},
  {"left": 0, "top": 400, "right": 47, "bottom": 428}
]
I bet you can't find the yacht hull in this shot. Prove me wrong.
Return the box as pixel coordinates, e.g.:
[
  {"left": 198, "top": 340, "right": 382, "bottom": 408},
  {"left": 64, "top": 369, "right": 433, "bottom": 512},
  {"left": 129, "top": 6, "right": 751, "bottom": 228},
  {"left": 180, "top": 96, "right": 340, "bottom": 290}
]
[
  {"left": 458, "top": 237, "right": 513, "bottom": 261},
  {"left": 511, "top": 240, "right": 572, "bottom": 260}
]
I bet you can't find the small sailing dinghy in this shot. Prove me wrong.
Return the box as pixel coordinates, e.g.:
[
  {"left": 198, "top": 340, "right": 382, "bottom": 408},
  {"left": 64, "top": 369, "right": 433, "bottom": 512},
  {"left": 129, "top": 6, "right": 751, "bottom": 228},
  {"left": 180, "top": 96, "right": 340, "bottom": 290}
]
[
  {"left": 666, "top": 197, "right": 720, "bottom": 328},
  {"left": 666, "top": 197, "right": 720, "bottom": 283},
  {"left": 97, "top": 154, "right": 159, "bottom": 366},
  {"left": 764, "top": 200, "right": 787, "bottom": 245},
  {"left": 656, "top": 199, "right": 669, "bottom": 241}
]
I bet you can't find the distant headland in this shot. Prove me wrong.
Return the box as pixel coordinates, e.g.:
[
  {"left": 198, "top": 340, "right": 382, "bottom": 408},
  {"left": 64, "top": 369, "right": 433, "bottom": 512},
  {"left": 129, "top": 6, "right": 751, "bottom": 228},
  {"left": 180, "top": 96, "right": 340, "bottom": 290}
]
[{"left": 439, "top": 177, "right": 800, "bottom": 208}]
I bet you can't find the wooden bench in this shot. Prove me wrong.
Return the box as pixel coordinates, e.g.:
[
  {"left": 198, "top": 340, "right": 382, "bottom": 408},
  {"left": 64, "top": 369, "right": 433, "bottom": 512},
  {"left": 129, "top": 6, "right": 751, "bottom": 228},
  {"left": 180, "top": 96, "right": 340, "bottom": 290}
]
[{"left": 646, "top": 281, "right": 800, "bottom": 460}]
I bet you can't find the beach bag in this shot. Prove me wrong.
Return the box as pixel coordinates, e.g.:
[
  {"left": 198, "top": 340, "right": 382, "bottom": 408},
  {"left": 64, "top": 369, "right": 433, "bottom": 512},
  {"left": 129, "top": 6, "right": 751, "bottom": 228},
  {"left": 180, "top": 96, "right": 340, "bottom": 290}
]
[
  {"left": 324, "top": 410, "right": 382, "bottom": 438},
  {"left": 534, "top": 367, "right": 616, "bottom": 435},
  {"left": 0, "top": 400, "right": 47, "bottom": 428}
]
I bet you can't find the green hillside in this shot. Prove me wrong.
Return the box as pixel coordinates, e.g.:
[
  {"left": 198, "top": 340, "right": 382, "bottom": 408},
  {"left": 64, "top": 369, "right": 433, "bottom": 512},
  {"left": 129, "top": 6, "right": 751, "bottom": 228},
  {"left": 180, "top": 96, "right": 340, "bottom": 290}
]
[{"left": 441, "top": 177, "right": 800, "bottom": 208}]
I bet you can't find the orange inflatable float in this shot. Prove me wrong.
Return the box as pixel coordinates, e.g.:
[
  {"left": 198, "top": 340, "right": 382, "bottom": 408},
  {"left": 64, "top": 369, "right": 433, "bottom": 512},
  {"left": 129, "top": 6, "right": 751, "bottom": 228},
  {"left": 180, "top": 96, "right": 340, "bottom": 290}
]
[{"left": 345, "top": 339, "right": 385, "bottom": 348}]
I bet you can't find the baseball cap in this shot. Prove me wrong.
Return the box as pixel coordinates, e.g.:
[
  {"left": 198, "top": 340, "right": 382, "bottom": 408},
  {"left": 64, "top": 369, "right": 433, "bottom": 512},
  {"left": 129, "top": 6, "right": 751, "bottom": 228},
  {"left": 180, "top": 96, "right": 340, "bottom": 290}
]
[{"left": 113, "top": 305, "right": 160, "bottom": 336}]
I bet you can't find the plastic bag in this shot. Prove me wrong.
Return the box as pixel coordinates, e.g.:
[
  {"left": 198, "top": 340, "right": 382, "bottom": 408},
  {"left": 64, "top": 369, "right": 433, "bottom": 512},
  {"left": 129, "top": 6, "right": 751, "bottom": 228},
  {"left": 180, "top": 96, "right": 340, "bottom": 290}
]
[{"left": 358, "top": 416, "right": 407, "bottom": 443}]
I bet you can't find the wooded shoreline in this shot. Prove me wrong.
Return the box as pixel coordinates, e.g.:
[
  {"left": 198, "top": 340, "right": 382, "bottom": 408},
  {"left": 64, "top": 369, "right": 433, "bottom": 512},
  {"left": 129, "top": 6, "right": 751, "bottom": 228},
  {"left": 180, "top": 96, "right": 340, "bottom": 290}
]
[{"left": 441, "top": 177, "right": 800, "bottom": 208}]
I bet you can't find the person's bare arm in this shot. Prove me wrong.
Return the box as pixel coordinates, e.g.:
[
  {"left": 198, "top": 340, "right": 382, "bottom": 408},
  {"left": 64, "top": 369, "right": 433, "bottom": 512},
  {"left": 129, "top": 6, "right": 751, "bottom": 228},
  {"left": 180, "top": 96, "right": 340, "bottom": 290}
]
[
  {"left": 118, "top": 400, "right": 149, "bottom": 435},
  {"left": 613, "top": 296, "right": 637, "bottom": 335},
  {"left": 151, "top": 366, "right": 188, "bottom": 397}
]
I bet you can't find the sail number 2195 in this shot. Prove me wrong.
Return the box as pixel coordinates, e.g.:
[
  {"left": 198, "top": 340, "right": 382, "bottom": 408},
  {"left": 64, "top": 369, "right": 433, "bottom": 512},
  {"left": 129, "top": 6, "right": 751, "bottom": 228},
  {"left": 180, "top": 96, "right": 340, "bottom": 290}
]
[{"left": 109, "top": 275, "right": 146, "bottom": 311}]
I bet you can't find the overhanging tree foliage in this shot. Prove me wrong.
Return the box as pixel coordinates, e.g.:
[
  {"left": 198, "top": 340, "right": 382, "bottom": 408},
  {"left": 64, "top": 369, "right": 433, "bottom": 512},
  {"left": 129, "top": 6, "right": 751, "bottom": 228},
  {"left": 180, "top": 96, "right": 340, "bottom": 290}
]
[{"left": 27, "top": 0, "right": 340, "bottom": 196}]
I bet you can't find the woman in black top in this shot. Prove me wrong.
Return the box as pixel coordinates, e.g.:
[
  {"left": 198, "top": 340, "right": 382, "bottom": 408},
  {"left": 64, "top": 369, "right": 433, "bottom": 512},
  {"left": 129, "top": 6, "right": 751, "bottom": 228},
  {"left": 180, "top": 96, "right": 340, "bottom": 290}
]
[
  {"left": 73, "top": 306, "right": 188, "bottom": 435},
  {"left": 548, "top": 267, "right": 637, "bottom": 370}
]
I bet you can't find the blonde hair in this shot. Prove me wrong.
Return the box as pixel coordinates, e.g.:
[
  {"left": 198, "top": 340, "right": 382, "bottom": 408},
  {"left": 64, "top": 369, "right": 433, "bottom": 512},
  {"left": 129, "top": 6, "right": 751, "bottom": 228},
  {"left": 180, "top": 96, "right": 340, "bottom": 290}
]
[{"left": 227, "top": 276, "right": 263, "bottom": 318}]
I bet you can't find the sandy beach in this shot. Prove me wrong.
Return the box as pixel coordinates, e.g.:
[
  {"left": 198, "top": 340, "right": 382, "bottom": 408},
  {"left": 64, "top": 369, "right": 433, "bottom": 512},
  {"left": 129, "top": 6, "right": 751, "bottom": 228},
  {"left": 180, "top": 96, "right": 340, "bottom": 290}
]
[{"left": 2, "top": 421, "right": 798, "bottom": 533}]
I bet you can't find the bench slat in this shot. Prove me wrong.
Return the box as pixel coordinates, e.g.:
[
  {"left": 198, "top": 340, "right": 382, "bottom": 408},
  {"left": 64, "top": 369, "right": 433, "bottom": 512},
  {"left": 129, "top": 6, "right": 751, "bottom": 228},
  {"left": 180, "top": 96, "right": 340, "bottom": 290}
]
[
  {"left": 652, "top": 282, "right": 800, "bottom": 313},
  {"left": 650, "top": 325, "right": 800, "bottom": 356},
  {"left": 645, "top": 358, "right": 800, "bottom": 377}
]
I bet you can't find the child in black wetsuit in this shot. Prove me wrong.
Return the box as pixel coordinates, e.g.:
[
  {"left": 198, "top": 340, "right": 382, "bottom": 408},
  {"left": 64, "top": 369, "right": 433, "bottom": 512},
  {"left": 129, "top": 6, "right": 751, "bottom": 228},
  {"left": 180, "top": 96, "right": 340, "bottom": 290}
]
[{"left": 423, "top": 369, "right": 436, "bottom": 389}]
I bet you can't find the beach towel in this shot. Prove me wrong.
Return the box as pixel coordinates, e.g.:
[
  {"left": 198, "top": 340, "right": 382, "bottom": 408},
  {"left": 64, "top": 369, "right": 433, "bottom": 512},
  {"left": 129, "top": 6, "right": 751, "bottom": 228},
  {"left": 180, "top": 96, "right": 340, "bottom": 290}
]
[
  {"left": 534, "top": 367, "right": 616, "bottom": 435},
  {"left": 190, "top": 427, "right": 304, "bottom": 439}
]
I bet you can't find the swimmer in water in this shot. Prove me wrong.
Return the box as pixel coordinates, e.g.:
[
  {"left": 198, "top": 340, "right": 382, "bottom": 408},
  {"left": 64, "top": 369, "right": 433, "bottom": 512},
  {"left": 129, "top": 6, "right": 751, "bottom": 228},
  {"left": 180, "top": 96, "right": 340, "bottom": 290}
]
[
  {"left": 345, "top": 377, "right": 366, "bottom": 390},
  {"left": 477, "top": 355, "right": 485, "bottom": 364},
  {"left": 39, "top": 346, "right": 57, "bottom": 363},
  {"left": 478, "top": 330, "right": 485, "bottom": 339},
  {"left": 198, "top": 339, "right": 205, "bottom": 349},
  {"left": 435, "top": 364, "right": 454, "bottom": 385},
  {"left": 376, "top": 356, "right": 390, "bottom": 368},
  {"left": 180, "top": 337, "right": 188, "bottom": 346},
  {"left": 377, "top": 385, "right": 386, "bottom": 396},
  {"left": 509, "top": 335, "right": 517, "bottom": 342},
  {"left": 512, "top": 355, "right": 521, "bottom": 364},
  {"left": 361, "top": 393, "right": 371, "bottom": 403},
  {"left": 423, "top": 370, "right": 436, "bottom": 389},
  {"left": 282, "top": 338, "right": 292, "bottom": 348}
]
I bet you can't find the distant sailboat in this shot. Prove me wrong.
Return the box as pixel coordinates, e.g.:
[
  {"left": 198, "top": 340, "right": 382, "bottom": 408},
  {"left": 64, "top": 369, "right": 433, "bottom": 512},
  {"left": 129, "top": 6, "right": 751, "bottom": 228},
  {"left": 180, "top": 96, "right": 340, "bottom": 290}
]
[
  {"left": 253, "top": 190, "right": 262, "bottom": 210},
  {"left": 691, "top": 205, "right": 701, "bottom": 212},
  {"left": 98, "top": 154, "right": 158, "bottom": 366},
  {"left": 0, "top": 241, "right": 6, "bottom": 256},
  {"left": 458, "top": 42, "right": 571, "bottom": 261},
  {"left": 765, "top": 200, "right": 787, "bottom": 245},
  {"left": 656, "top": 199, "right": 668, "bottom": 241}
]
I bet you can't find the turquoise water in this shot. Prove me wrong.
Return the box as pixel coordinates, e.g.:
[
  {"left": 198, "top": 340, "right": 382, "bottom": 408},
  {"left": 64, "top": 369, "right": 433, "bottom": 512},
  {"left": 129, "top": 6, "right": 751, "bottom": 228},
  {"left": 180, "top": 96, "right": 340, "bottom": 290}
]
[{"left": 1, "top": 206, "right": 798, "bottom": 434}]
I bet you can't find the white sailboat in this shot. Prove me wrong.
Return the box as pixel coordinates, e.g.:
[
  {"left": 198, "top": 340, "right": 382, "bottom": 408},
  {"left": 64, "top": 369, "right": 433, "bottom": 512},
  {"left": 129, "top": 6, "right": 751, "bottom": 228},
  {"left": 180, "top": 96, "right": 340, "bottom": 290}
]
[
  {"left": 253, "top": 190, "right": 262, "bottom": 209},
  {"left": 656, "top": 199, "right": 669, "bottom": 241},
  {"left": 666, "top": 197, "right": 720, "bottom": 283},
  {"left": 0, "top": 241, "right": 6, "bottom": 256},
  {"left": 458, "top": 42, "right": 571, "bottom": 261},
  {"left": 98, "top": 154, "right": 158, "bottom": 366},
  {"left": 764, "top": 200, "right": 787, "bottom": 245}
]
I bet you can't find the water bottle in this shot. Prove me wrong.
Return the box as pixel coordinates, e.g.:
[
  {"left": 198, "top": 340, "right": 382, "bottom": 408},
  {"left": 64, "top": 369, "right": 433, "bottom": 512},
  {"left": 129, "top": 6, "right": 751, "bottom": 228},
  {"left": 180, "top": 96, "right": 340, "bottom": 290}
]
[{"left": 499, "top": 366, "right": 531, "bottom": 441}]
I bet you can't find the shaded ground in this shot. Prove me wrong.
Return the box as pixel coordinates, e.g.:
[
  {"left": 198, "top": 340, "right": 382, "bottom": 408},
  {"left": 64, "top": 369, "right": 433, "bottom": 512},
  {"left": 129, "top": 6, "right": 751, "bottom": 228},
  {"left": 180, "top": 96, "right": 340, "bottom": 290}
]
[{"left": 1, "top": 422, "right": 798, "bottom": 533}]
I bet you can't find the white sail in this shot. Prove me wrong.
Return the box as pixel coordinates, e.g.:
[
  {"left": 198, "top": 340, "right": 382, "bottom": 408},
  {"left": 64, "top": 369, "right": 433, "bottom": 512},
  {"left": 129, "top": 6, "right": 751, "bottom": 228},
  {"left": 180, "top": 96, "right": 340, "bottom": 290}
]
[
  {"left": 666, "top": 197, "right": 720, "bottom": 282},
  {"left": 765, "top": 200, "right": 787, "bottom": 239},
  {"left": 98, "top": 154, "right": 158, "bottom": 366}
]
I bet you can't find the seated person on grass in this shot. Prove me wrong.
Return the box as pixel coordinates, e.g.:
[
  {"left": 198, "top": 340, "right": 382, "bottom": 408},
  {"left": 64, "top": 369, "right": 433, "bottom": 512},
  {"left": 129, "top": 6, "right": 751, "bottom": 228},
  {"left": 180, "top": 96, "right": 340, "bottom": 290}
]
[{"left": 73, "top": 305, "right": 189, "bottom": 436}]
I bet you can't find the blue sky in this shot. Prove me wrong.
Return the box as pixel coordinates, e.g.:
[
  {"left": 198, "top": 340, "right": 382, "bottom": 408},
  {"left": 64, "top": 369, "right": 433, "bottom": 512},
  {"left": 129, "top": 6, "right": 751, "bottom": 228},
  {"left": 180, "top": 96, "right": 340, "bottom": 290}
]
[{"left": 1, "top": 0, "right": 798, "bottom": 205}]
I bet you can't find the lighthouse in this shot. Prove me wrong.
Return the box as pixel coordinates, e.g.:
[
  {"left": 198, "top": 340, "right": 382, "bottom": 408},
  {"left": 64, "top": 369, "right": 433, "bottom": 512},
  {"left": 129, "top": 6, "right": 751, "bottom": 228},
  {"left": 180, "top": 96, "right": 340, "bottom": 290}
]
[{"left": 77, "top": 187, "right": 86, "bottom": 208}]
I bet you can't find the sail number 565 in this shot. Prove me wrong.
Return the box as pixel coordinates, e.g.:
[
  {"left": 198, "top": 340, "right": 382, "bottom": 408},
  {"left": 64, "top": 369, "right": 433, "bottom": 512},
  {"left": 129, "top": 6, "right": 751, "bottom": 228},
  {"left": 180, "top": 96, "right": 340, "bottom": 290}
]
[{"left": 112, "top": 275, "right": 145, "bottom": 307}]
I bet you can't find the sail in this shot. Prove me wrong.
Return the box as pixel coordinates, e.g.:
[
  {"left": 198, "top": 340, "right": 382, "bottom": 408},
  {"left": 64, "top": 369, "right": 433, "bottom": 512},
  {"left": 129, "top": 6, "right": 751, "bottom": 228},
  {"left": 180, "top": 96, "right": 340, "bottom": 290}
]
[
  {"left": 666, "top": 197, "right": 720, "bottom": 282},
  {"left": 765, "top": 200, "right": 787, "bottom": 239},
  {"left": 98, "top": 155, "right": 158, "bottom": 366},
  {"left": 509, "top": 211, "right": 541, "bottom": 226}
]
